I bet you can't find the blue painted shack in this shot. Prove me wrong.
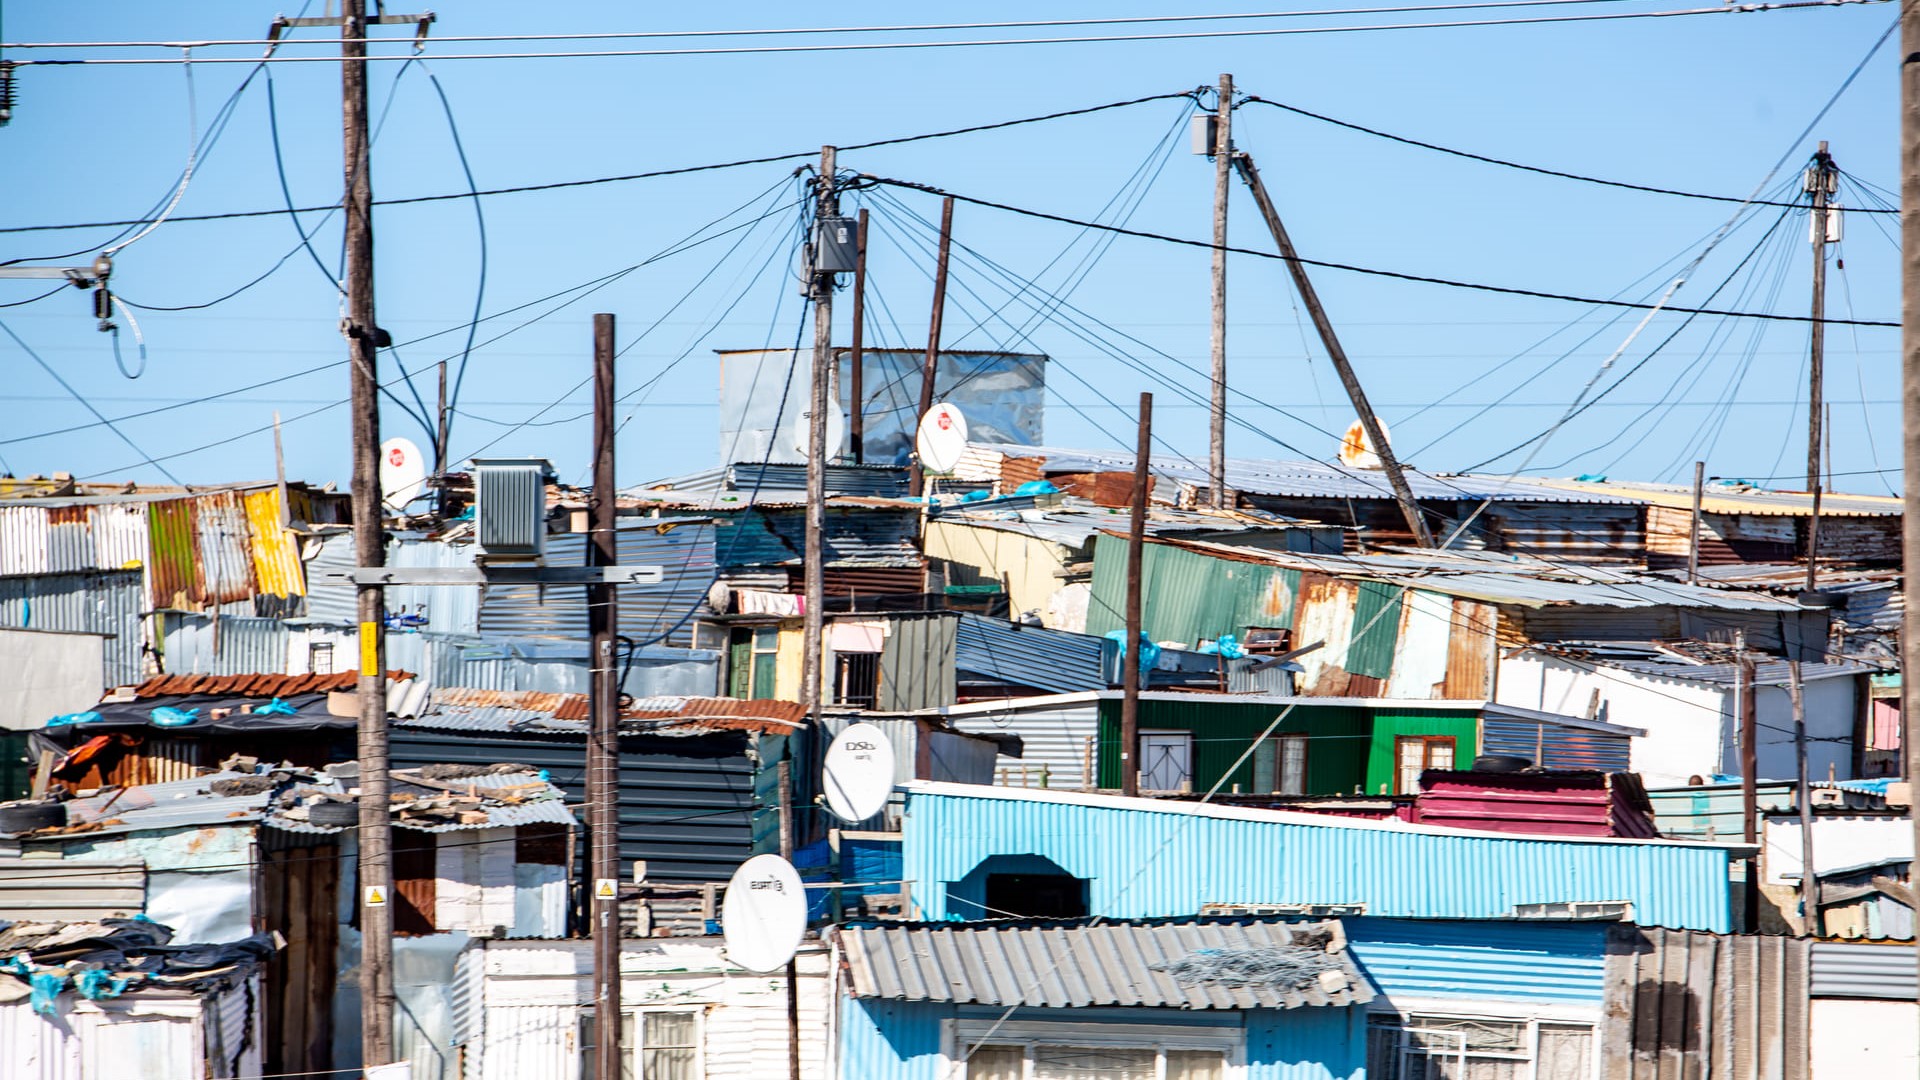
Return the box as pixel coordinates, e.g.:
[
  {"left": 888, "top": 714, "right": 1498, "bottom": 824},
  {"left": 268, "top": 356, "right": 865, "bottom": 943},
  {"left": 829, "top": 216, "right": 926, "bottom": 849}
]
[
  {"left": 835, "top": 915, "right": 1615, "bottom": 1080},
  {"left": 899, "top": 783, "right": 1742, "bottom": 931}
]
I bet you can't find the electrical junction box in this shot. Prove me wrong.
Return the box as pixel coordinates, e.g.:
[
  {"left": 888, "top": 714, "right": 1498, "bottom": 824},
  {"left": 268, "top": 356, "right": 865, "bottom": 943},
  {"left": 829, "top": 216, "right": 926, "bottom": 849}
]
[
  {"left": 471, "top": 457, "right": 554, "bottom": 560},
  {"left": 814, "top": 216, "right": 859, "bottom": 274},
  {"left": 1191, "top": 114, "right": 1218, "bottom": 155}
]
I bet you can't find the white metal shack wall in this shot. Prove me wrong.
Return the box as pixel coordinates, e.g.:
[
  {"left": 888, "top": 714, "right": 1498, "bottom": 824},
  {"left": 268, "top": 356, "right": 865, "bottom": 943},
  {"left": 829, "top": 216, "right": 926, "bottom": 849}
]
[
  {"left": 947, "top": 702, "right": 1099, "bottom": 790},
  {"left": 0, "top": 569, "right": 146, "bottom": 688},
  {"left": 904, "top": 791, "right": 1733, "bottom": 930}
]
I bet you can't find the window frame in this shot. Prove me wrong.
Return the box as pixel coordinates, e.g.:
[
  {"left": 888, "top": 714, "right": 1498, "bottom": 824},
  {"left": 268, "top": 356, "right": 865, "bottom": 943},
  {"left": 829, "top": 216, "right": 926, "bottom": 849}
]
[
  {"left": 1394, "top": 734, "right": 1457, "bottom": 794},
  {"left": 943, "top": 1018, "right": 1244, "bottom": 1079},
  {"left": 579, "top": 1007, "right": 706, "bottom": 1080},
  {"left": 1364, "top": 1002, "right": 1600, "bottom": 1080}
]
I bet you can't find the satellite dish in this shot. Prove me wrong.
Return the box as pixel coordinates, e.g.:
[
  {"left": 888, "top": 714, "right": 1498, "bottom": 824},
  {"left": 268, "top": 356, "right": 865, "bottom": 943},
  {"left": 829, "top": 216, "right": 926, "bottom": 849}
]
[
  {"left": 379, "top": 437, "right": 429, "bottom": 509},
  {"left": 915, "top": 402, "right": 970, "bottom": 475},
  {"left": 823, "top": 722, "right": 895, "bottom": 824},
  {"left": 721, "top": 853, "right": 807, "bottom": 973},
  {"left": 788, "top": 397, "right": 847, "bottom": 461},
  {"left": 1337, "top": 420, "right": 1389, "bottom": 471}
]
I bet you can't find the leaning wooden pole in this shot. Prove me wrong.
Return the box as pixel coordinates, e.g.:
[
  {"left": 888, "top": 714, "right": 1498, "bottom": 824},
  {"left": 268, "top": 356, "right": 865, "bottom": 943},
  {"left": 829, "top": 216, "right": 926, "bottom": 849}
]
[
  {"left": 1233, "top": 152, "right": 1434, "bottom": 547},
  {"left": 909, "top": 197, "right": 955, "bottom": 497}
]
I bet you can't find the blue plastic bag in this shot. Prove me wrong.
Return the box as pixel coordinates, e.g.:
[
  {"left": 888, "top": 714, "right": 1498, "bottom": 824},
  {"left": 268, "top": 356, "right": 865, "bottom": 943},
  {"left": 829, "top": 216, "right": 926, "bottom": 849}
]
[
  {"left": 28, "top": 970, "right": 67, "bottom": 1014},
  {"left": 74, "top": 969, "right": 131, "bottom": 1001},
  {"left": 46, "top": 711, "right": 102, "bottom": 727},
  {"left": 1013, "top": 479, "right": 1059, "bottom": 496},
  {"left": 255, "top": 698, "right": 298, "bottom": 717},
  {"left": 149, "top": 706, "right": 199, "bottom": 728},
  {"left": 1103, "top": 630, "right": 1161, "bottom": 674}
]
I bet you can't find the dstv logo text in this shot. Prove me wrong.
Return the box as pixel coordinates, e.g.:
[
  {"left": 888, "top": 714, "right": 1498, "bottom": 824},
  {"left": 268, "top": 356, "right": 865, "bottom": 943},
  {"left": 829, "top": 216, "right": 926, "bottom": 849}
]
[{"left": 749, "top": 878, "right": 787, "bottom": 894}]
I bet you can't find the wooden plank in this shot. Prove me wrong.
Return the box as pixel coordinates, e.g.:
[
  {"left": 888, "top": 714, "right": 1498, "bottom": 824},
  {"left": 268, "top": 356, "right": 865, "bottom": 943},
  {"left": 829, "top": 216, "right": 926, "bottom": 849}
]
[
  {"left": 1601, "top": 925, "right": 1641, "bottom": 1080},
  {"left": 1783, "top": 937, "right": 1809, "bottom": 1080},
  {"left": 1681, "top": 932, "right": 1717, "bottom": 1080}
]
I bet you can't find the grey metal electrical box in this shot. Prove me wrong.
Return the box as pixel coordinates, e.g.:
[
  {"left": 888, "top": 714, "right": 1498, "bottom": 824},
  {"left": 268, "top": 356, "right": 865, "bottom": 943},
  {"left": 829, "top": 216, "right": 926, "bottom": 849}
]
[
  {"left": 471, "top": 457, "right": 553, "bottom": 559},
  {"left": 814, "top": 215, "right": 859, "bottom": 274},
  {"left": 1190, "top": 114, "right": 1218, "bottom": 156}
]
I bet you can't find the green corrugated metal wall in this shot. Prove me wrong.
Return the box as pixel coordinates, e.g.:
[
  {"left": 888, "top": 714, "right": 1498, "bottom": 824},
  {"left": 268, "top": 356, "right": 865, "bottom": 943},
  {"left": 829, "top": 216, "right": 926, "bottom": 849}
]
[
  {"left": 1363, "top": 714, "right": 1480, "bottom": 794},
  {"left": 1346, "top": 580, "right": 1403, "bottom": 679},
  {"left": 1087, "top": 534, "right": 1300, "bottom": 647},
  {"left": 1095, "top": 699, "right": 1477, "bottom": 795}
]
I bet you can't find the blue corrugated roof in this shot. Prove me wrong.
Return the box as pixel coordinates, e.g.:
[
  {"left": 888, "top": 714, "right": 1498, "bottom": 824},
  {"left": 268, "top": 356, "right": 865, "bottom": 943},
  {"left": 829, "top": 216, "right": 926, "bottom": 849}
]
[
  {"left": 953, "top": 613, "right": 1107, "bottom": 694},
  {"left": 902, "top": 783, "right": 1740, "bottom": 932}
]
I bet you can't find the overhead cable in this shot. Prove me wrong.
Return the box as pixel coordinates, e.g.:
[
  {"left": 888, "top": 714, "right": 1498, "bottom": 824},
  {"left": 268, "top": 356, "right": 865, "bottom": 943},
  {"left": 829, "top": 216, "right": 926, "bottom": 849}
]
[{"left": 863, "top": 175, "right": 1897, "bottom": 327}]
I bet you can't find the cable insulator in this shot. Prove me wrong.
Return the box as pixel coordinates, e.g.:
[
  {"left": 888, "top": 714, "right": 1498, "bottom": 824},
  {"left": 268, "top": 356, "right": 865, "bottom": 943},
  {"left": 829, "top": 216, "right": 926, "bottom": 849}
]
[{"left": 0, "top": 62, "right": 16, "bottom": 127}]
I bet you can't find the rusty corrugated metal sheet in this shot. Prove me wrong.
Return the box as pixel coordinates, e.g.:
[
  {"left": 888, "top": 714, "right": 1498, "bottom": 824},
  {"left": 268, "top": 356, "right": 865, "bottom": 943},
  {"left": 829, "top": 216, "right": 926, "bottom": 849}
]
[
  {"left": 193, "top": 491, "right": 257, "bottom": 605},
  {"left": 131, "top": 669, "right": 398, "bottom": 698},
  {"left": 1602, "top": 925, "right": 1808, "bottom": 1080},
  {"left": 1291, "top": 575, "right": 1358, "bottom": 694},
  {"left": 1483, "top": 503, "right": 1645, "bottom": 564},
  {"left": 1444, "top": 599, "right": 1497, "bottom": 697},
  {"left": 244, "top": 488, "right": 305, "bottom": 611},
  {"left": 429, "top": 686, "right": 806, "bottom": 729},
  {"left": 146, "top": 498, "right": 197, "bottom": 609}
]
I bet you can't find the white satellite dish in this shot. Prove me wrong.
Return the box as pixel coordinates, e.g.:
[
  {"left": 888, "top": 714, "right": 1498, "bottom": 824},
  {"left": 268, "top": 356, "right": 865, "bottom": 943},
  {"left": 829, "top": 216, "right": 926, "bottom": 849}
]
[
  {"left": 788, "top": 398, "right": 848, "bottom": 461},
  {"left": 823, "top": 722, "right": 895, "bottom": 824},
  {"left": 915, "top": 402, "right": 970, "bottom": 475},
  {"left": 721, "top": 853, "right": 807, "bottom": 973},
  {"left": 379, "top": 437, "right": 429, "bottom": 509},
  {"left": 1337, "top": 420, "right": 1389, "bottom": 471}
]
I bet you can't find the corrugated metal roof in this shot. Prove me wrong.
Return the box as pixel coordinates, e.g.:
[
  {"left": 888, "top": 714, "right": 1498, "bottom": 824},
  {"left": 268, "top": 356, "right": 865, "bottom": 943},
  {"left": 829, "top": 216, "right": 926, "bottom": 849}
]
[
  {"left": 711, "top": 505, "right": 922, "bottom": 569},
  {"left": 1152, "top": 537, "right": 1809, "bottom": 612},
  {"left": 961, "top": 444, "right": 1642, "bottom": 505},
  {"left": 1529, "top": 642, "right": 1882, "bottom": 686},
  {"left": 265, "top": 769, "right": 578, "bottom": 834},
  {"left": 935, "top": 503, "right": 1328, "bottom": 548},
  {"left": 129, "top": 670, "right": 377, "bottom": 698},
  {"left": 839, "top": 918, "right": 1373, "bottom": 1009},
  {"left": 404, "top": 686, "right": 806, "bottom": 734},
  {"left": 954, "top": 613, "right": 1107, "bottom": 694},
  {"left": 9, "top": 771, "right": 272, "bottom": 840},
  {"left": 1533, "top": 478, "right": 1902, "bottom": 518},
  {"left": 0, "top": 568, "right": 146, "bottom": 688},
  {"left": 1809, "top": 940, "right": 1917, "bottom": 998},
  {"left": 478, "top": 524, "right": 717, "bottom": 646},
  {"left": 903, "top": 783, "right": 1742, "bottom": 931}
]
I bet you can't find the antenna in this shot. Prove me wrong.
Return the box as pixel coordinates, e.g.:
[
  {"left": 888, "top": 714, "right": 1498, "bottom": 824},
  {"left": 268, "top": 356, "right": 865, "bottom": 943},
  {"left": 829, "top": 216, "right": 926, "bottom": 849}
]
[
  {"left": 720, "top": 853, "right": 808, "bottom": 973},
  {"left": 822, "top": 722, "right": 896, "bottom": 824},
  {"left": 378, "top": 437, "right": 428, "bottom": 510},
  {"left": 915, "top": 402, "right": 969, "bottom": 476}
]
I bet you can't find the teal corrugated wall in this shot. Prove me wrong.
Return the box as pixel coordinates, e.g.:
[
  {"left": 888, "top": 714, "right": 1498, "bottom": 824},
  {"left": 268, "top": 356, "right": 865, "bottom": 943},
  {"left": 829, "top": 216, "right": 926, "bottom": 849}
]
[
  {"left": 1087, "top": 535, "right": 1300, "bottom": 647},
  {"left": 1246, "top": 1005, "right": 1366, "bottom": 1080},
  {"left": 1343, "top": 918, "right": 1607, "bottom": 1004},
  {"left": 839, "top": 999, "right": 946, "bottom": 1079},
  {"left": 904, "top": 790, "right": 1733, "bottom": 931}
]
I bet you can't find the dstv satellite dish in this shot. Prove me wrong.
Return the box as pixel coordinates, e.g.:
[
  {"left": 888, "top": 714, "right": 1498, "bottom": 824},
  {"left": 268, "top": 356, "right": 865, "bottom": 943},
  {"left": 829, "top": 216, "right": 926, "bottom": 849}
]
[
  {"left": 1337, "top": 420, "right": 1388, "bottom": 471},
  {"left": 721, "top": 853, "right": 807, "bottom": 973},
  {"left": 823, "top": 722, "right": 895, "bottom": 824},
  {"left": 788, "top": 397, "right": 847, "bottom": 461},
  {"left": 379, "top": 437, "right": 429, "bottom": 509},
  {"left": 915, "top": 402, "right": 969, "bottom": 475}
]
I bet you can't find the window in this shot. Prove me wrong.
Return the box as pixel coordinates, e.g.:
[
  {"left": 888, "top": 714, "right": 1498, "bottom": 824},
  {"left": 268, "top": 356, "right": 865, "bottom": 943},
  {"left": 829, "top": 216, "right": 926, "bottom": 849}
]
[
  {"left": 960, "top": 1040, "right": 1227, "bottom": 1079},
  {"left": 729, "top": 627, "right": 781, "bottom": 700},
  {"left": 1395, "top": 735, "right": 1456, "bottom": 794},
  {"left": 307, "top": 641, "right": 335, "bottom": 675},
  {"left": 581, "top": 1011, "right": 702, "bottom": 1080},
  {"left": 985, "top": 872, "right": 1087, "bottom": 920},
  {"left": 1367, "top": 1013, "right": 1594, "bottom": 1080},
  {"left": 835, "top": 651, "right": 879, "bottom": 709},
  {"left": 1253, "top": 733, "right": 1309, "bottom": 795}
]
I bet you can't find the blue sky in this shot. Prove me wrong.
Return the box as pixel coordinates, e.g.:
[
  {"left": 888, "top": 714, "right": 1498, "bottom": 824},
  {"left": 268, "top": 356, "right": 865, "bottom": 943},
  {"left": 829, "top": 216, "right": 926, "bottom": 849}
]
[{"left": 0, "top": 2, "right": 1904, "bottom": 495}]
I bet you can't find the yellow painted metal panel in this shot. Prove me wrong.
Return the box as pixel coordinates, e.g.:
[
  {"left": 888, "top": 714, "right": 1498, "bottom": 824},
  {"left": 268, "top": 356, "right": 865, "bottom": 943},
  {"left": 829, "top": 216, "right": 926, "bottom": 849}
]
[{"left": 244, "top": 488, "right": 306, "bottom": 601}]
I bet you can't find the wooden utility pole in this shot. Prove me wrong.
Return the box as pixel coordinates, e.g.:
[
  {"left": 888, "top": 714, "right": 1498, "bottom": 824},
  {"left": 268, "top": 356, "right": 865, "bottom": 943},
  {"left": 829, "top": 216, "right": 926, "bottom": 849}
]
[
  {"left": 1687, "top": 461, "right": 1705, "bottom": 584},
  {"left": 909, "top": 197, "right": 955, "bottom": 497},
  {"left": 804, "top": 146, "right": 836, "bottom": 724},
  {"left": 342, "top": 1, "right": 395, "bottom": 1065},
  {"left": 1737, "top": 632, "right": 1760, "bottom": 929},
  {"left": 1898, "top": 0, "right": 1920, "bottom": 1011},
  {"left": 849, "top": 208, "right": 870, "bottom": 464},
  {"left": 1233, "top": 153, "right": 1434, "bottom": 547},
  {"left": 1208, "top": 74, "right": 1233, "bottom": 509},
  {"left": 1806, "top": 142, "right": 1837, "bottom": 492},
  {"left": 1788, "top": 662, "right": 1818, "bottom": 936},
  {"left": 1805, "top": 484, "right": 1824, "bottom": 593},
  {"left": 588, "top": 313, "right": 621, "bottom": 1080},
  {"left": 435, "top": 360, "right": 450, "bottom": 490},
  {"left": 1120, "top": 393, "right": 1153, "bottom": 797}
]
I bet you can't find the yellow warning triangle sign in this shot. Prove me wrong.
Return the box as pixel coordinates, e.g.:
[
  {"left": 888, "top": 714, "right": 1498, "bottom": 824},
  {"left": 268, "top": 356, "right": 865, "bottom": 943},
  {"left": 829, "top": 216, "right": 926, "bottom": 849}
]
[
  {"left": 364, "top": 885, "right": 388, "bottom": 907},
  {"left": 594, "top": 878, "right": 618, "bottom": 901}
]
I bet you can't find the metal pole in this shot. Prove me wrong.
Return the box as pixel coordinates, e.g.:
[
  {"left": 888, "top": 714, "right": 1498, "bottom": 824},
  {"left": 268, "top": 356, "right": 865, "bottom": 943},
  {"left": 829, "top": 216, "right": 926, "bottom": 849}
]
[
  {"left": 1898, "top": 0, "right": 1920, "bottom": 1015},
  {"left": 589, "top": 313, "right": 622, "bottom": 1080},
  {"left": 1789, "top": 661, "right": 1818, "bottom": 936},
  {"left": 1120, "top": 392, "right": 1153, "bottom": 797},
  {"left": 909, "top": 197, "right": 954, "bottom": 497},
  {"left": 849, "top": 208, "right": 869, "bottom": 465},
  {"left": 1208, "top": 73, "right": 1233, "bottom": 509},
  {"left": 1807, "top": 142, "right": 1835, "bottom": 492},
  {"left": 435, "top": 359, "right": 450, "bottom": 502},
  {"left": 1233, "top": 152, "right": 1434, "bottom": 547},
  {"left": 1738, "top": 633, "right": 1760, "bottom": 930},
  {"left": 343, "top": 0, "right": 395, "bottom": 1064}
]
